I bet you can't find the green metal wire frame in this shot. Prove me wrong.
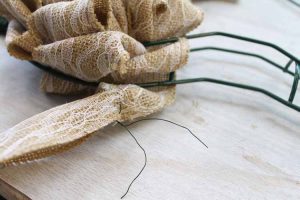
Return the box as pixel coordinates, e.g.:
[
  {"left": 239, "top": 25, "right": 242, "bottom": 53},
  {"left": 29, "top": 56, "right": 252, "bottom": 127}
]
[
  {"left": 30, "top": 33, "right": 300, "bottom": 112},
  {"left": 142, "top": 32, "right": 300, "bottom": 112},
  {"left": 0, "top": 17, "right": 299, "bottom": 112},
  {"left": 288, "top": 0, "right": 300, "bottom": 7}
]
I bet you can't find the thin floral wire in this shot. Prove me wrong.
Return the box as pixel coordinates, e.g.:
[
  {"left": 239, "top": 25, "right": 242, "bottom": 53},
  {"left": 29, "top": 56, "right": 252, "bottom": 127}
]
[{"left": 118, "top": 118, "right": 207, "bottom": 199}]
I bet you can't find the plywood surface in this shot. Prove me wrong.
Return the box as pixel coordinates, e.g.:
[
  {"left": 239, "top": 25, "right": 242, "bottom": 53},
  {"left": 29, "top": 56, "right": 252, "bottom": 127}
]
[{"left": 0, "top": 0, "right": 299, "bottom": 199}]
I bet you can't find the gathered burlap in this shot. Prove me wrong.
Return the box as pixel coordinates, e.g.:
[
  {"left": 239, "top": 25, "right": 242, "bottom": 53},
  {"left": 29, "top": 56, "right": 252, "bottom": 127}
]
[
  {"left": 3, "top": 0, "right": 202, "bottom": 59},
  {"left": 2, "top": 0, "right": 199, "bottom": 93},
  {"left": 0, "top": 0, "right": 201, "bottom": 167},
  {"left": 4, "top": 18, "right": 189, "bottom": 95},
  {"left": 5, "top": 19, "right": 40, "bottom": 60},
  {"left": 27, "top": 0, "right": 202, "bottom": 43},
  {"left": 32, "top": 31, "right": 189, "bottom": 81},
  {"left": 0, "top": 83, "right": 175, "bottom": 168}
]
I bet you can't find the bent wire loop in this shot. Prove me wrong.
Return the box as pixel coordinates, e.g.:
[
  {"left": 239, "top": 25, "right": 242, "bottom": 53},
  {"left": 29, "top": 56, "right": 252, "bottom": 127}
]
[{"left": 0, "top": 17, "right": 299, "bottom": 112}]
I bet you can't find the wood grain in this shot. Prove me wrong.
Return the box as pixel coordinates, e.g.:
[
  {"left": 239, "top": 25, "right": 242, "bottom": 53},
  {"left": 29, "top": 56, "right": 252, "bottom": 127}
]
[{"left": 0, "top": 0, "right": 300, "bottom": 199}]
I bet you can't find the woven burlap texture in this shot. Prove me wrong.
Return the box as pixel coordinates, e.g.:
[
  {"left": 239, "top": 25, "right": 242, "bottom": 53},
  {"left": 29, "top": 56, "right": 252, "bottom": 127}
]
[
  {"left": 0, "top": 83, "right": 175, "bottom": 168},
  {"left": 4, "top": 13, "right": 191, "bottom": 94},
  {"left": 33, "top": 32, "right": 189, "bottom": 81},
  {"left": 0, "top": 0, "right": 201, "bottom": 167},
  {"left": 2, "top": 0, "right": 201, "bottom": 94},
  {"left": 1, "top": 27, "right": 188, "bottom": 167},
  {"left": 30, "top": 0, "right": 202, "bottom": 42},
  {"left": 2, "top": 0, "right": 202, "bottom": 58}
]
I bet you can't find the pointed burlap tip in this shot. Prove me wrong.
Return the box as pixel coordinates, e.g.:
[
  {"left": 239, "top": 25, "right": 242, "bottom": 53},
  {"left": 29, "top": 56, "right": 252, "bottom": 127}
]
[{"left": 0, "top": 83, "right": 175, "bottom": 168}]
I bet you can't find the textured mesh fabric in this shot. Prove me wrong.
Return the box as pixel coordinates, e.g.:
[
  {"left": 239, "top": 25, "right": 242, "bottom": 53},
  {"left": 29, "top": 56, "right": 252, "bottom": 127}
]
[
  {"left": 2, "top": 0, "right": 200, "bottom": 94},
  {"left": 40, "top": 72, "right": 96, "bottom": 95},
  {"left": 5, "top": 19, "right": 40, "bottom": 60},
  {"left": 3, "top": 0, "right": 202, "bottom": 50},
  {"left": 0, "top": 0, "right": 201, "bottom": 167},
  {"left": 5, "top": 20, "right": 189, "bottom": 94},
  {"left": 32, "top": 31, "right": 146, "bottom": 81},
  {"left": 0, "top": 83, "right": 175, "bottom": 168},
  {"left": 32, "top": 32, "right": 189, "bottom": 82},
  {"left": 26, "top": 0, "right": 202, "bottom": 43}
]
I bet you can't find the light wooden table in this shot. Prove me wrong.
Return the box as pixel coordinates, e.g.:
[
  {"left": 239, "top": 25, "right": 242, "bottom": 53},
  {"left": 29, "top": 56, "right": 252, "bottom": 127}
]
[{"left": 0, "top": 0, "right": 300, "bottom": 199}]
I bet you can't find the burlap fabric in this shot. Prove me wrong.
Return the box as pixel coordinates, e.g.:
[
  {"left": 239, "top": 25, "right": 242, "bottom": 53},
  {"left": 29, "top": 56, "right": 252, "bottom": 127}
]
[
  {"left": 0, "top": 0, "right": 41, "bottom": 27},
  {"left": 0, "top": 83, "right": 175, "bottom": 168},
  {"left": 32, "top": 32, "right": 189, "bottom": 81},
  {"left": 0, "top": 0, "right": 203, "bottom": 167},
  {"left": 3, "top": 0, "right": 202, "bottom": 57},
  {"left": 3, "top": 0, "right": 201, "bottom": 94}
]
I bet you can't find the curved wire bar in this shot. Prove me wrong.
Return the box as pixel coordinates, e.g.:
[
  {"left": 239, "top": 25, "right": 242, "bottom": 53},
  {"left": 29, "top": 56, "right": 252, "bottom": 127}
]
[
  {"left": 289, "top": 64, "right": 300, "bottom": 102},
  {"left": 144, "top": 32, "right": 300, "bottom": 65},
  {"left": 190, "top": 47, "right": 295, "bottom": 76},
  {"left": 138, "top": 69, "right": 300, "bottom": 112}
]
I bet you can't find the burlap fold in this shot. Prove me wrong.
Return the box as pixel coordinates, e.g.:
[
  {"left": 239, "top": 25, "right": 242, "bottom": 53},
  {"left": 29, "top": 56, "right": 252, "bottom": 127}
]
[
  {"left": 5, "top": 19, "right": 40, "bottom": 60},
  {"left": 40, "top": 72, "right": 96, "bottom": 95},
  {"left": 0, "top": 83, "right": 175, "bottom": 168},
  {"left": 27, "top": 0, "right": 202, "bottom": 43},
  {"left": 32, "top": 32, "right": 189, "bottom": 82},
  {"left": 4, "top": 20, "right": 189, "bottom": 95},
  {"left": 2, "top": 0, "right": 202, "bottom": 60}
]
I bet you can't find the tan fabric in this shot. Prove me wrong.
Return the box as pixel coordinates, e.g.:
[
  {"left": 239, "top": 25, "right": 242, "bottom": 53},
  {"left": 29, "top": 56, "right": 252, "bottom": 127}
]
[
  {"left": 0, "top": 4, "right": 14, "bottom": 21},
  {"left": 27, "top": 0, "right": 122, "bottom": 44},
  {"left": 32, "top": 31, "right": 189, "bottom": 81},
  {"left": 22, "top": 0, "right": 42, "bottom": 11},
  {"left": 127, "top": 0, "right": 203, "bottom": 41},
  {"left": 0, "top": 83, "right": 175, "bottom": 168},
  {"left": 36, "top": 0, "right": 203, "bottom": 41},
  {"left": 42, "top": 0, "right": 73, "bottom": 5},
  {"left": 4, "top": 11, "right": 190, "bottom": 95},
  {"left": 0, "top": 0, "right": 41, "bottom": 28},
  {"left": 38, "top": 35, "right": 188, "bottom": 94},
  {"left": 26, "top": 0, "right": 202, "bottom": 43},
  {"left": 32, "top": 31, "right": 145, "bottom": 81},
  {"left": 40, "top": 72, "right": 173, "bottom": 95},
  {"left": 0, "top": 0, "right": 200, "bottom": 167},
  {"left": 40, "top": 73, "right": 96, "bottom": 95},
  {"left": 5, "top": 20, "right": 40, "bottom": 60},
  {"left": 2, "top": 0, "right": 199, "bottom": 94},
  {"left": 4, "top": 0, "right": 202, "bottom": 58}
]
